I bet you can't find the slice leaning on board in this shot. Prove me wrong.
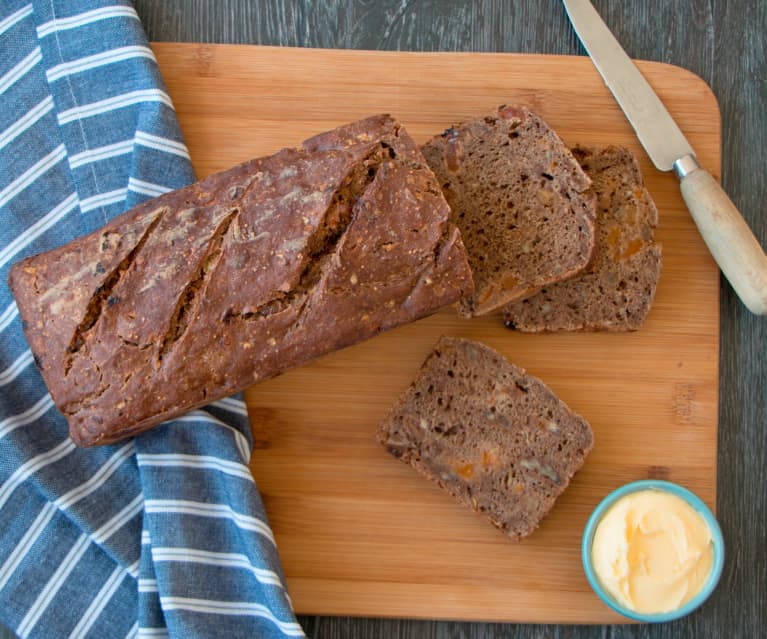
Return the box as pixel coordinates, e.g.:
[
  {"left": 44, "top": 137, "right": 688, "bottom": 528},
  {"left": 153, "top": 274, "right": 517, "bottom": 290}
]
[{"left": 422, "top": 104, "right": 662, "bottom": 329}]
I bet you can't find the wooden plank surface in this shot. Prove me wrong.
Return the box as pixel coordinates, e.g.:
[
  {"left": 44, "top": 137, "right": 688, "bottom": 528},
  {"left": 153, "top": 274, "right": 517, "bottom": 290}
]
[{"left": 153, "top": 43, "right": 720, "bottom": 624}]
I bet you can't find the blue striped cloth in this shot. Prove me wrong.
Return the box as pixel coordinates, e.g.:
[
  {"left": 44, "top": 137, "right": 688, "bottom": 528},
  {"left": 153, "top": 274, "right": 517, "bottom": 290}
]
[{"left": 0, "top": 2, "right": 303, "bottom": 637}]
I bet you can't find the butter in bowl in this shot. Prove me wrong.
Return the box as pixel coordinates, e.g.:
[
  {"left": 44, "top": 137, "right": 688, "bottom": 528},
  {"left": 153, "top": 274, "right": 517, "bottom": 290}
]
[{"left": 582, "top": 480, "right": 724, "bottom": 622}]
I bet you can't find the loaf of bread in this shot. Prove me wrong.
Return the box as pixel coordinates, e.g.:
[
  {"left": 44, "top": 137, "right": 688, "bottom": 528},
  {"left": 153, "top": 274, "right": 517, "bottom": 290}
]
[
  {"left": 421, "top": 105, "right": 597, "bottom": 317},
  {"left": 503, "top": 145, "right": 662, "bottom": 331},
  {"left": 377, "top": 336, "right": 594, "bottom": 540},
  {"left": 9, "top": 115, "right": 473, "bottom": 446}
]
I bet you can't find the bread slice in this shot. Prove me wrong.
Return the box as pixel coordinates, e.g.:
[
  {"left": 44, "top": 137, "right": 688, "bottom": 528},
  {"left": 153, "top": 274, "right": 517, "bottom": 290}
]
[
  {"left": 377, "top": 336, "right": 594, "bottom": 540},
  {"left": 421, "top": 105, "right": 597, "bottom": 317},
  {"left": 503, "top": 146, "right": 662, "bottom": 331}
]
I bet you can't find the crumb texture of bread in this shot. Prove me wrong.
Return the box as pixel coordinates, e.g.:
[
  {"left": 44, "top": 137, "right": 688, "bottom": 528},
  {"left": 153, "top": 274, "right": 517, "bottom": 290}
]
[
  {"left": 8, "top": 115, "right": 473, "bottom": 446},
  {"left": 421, "top": 105, "right": 597, "bottom": 317},
  {"left": 503, "top": 145, "right": 662, "bottom": 332},
  {"left": 377, "top": 336, "right": 594, "bottom": 540}
]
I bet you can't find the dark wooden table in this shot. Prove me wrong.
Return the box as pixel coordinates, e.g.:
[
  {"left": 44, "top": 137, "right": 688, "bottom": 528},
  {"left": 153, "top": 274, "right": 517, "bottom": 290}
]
[{"left": 133, "top": 2, "right": 766, "bottom": 638}]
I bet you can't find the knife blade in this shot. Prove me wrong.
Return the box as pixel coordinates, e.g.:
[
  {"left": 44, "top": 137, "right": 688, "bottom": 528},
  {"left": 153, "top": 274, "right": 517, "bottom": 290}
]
[{"left": 563, "top": 0, "right": 767, "bottom": 315}]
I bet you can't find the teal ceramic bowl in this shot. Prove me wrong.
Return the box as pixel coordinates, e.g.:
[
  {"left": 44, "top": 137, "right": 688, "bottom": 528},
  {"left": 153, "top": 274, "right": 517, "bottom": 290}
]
[{"left": 582, "top": 480, "right": 724, "bottom": 623}]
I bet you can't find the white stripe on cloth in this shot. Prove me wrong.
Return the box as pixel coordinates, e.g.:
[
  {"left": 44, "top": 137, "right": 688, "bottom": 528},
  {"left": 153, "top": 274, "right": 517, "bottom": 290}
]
[
  {"left": 0, "top": 95, "right": 54, "bottom": 153},
  {"left": 124, "top": 621, "right": 139, "bottom": 639},
  {"left": 0, "top": 501, "right": 57, "bottom": 591},
  {"left": 126, "top": 559, "right": 140, "bottom": 579},
  {"left": 0, "top": 301, "right": 18, "bottom": 334},
  {"left": 141, "top": 529, "right": 151, "bottom": 546},
  {"left": 0, "top": 47, "right": 41, "bottom": 95},
  {"left": 134, "top": 131, "right": 190, "bottom": 159},
  {"left": 46, "top": 45, "right": 156, "bottom": 83},
  {"left": 0, "top": 144, "right": 67, "bottom": 208},
  {"left": 210, "top": 397, "right": 249, "bottom": 417},
  {"left": 79, "top": 187, "right": 127, "bottom": 212},
  {"left": 0, "top": 4, "right": 32, "bottom": 37},
  {"left": 173, "top": 411, "right": 251, "bottom": 463},
  {"left": 16, "top": 533, "right": 91, "bottom": 638},
  {"left": 137, "top": 628, "right": 168, "bottom": 638},
  {"left": 0, "top": 394, "right": 54, "bottom": 440},
  {"left": 68, "top": 132, "right": 191, "bottom": 171},
  {"left": 0, "top": 192, "right": 79, "bottom": 270},
  {"left": 159, "top": 597, "right": 305, "bottom": 637},
  {"left": 54, "top": 442, "right": 136, "bottom": 510},
  {"left": 91, "top": 492, "right": 143, "bottom": 544},
  {"left": 68, "top": 139, "right": 133, "bottom": 169},
  {"left": 128, "top": 177, "right": 173, "bottom": 198},
  {"left": 36, "top": 5, "right": 139, "bottom": 38},
  {"left": 144, "top": 500, "right": 275, "bottom": 546},
  {"left": 67, "top": 564, "right": 127, "bottom": 639},
  {"left": 57, "top": 89, "right": 174, "bottom": 125},
  {"left": 136, "top": 453, "right": 254, "bottom": 483},
  {"left": 0, "top": 437, "right": 75, "bottom": 510},
  {"left": 151, "top": 547, "right": 284, "bottom": 588},
  {"left": 0, "top": 349, "right": 33, "bottom": 387},
  {"left": 138, "top": 578, "right": 157, "bottom": 593}
]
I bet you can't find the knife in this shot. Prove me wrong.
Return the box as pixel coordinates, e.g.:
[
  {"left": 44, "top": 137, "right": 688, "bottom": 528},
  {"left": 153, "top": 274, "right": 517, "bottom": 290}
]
[{"left": 563, "top": 0, "right": 767, "bottom": 315}]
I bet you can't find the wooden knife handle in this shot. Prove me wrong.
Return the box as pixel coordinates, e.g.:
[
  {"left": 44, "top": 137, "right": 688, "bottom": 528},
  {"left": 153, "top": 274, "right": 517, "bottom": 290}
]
[{"left": 679, "top": 165, "right": 767, "bottom": 315}]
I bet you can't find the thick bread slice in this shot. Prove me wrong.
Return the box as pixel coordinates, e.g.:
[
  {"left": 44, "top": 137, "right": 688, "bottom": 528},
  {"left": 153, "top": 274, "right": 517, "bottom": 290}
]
[
  {"left": 503, "top": 146, "right": 662, "bottom": 331},
  {"left": 421, "top": 105, "right": 597, "bottom": 317},
  {"left": 9, "top": 115, "right": 473, "bottom": 446},
  {"left": 377, "top": 336, "right": 594, "bottom": 540}
]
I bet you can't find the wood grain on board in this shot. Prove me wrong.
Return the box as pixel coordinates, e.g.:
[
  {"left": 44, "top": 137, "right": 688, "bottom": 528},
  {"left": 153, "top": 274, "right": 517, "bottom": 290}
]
[{"left": 153, "top": 43, "right": 720, "bottom": 624}]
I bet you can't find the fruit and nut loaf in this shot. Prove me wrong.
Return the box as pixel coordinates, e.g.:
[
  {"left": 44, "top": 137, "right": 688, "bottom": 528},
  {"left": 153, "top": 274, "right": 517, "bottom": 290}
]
[
  {"left": 10, "top": 104, "right": 657, "bottom": 453},
  {"left": 377, "top": 336, "right": 594, "bottom": 540},
  {"left": 9, "top": 114, "right": 473, "bottom": 446}
]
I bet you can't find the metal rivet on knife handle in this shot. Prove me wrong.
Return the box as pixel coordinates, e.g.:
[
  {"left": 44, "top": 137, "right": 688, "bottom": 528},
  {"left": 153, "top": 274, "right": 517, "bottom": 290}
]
[
  {"left": 673, "top": 154, "right": 700, "bottom": 179},
  {"left": 563, "top": 0, "right": 767, "bottom": 315}
]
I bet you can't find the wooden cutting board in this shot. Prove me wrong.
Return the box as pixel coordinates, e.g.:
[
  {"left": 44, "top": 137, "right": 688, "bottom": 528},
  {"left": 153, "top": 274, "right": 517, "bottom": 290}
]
[{"left": 153, "top": 43, "right": 720, "bottom": 624}]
